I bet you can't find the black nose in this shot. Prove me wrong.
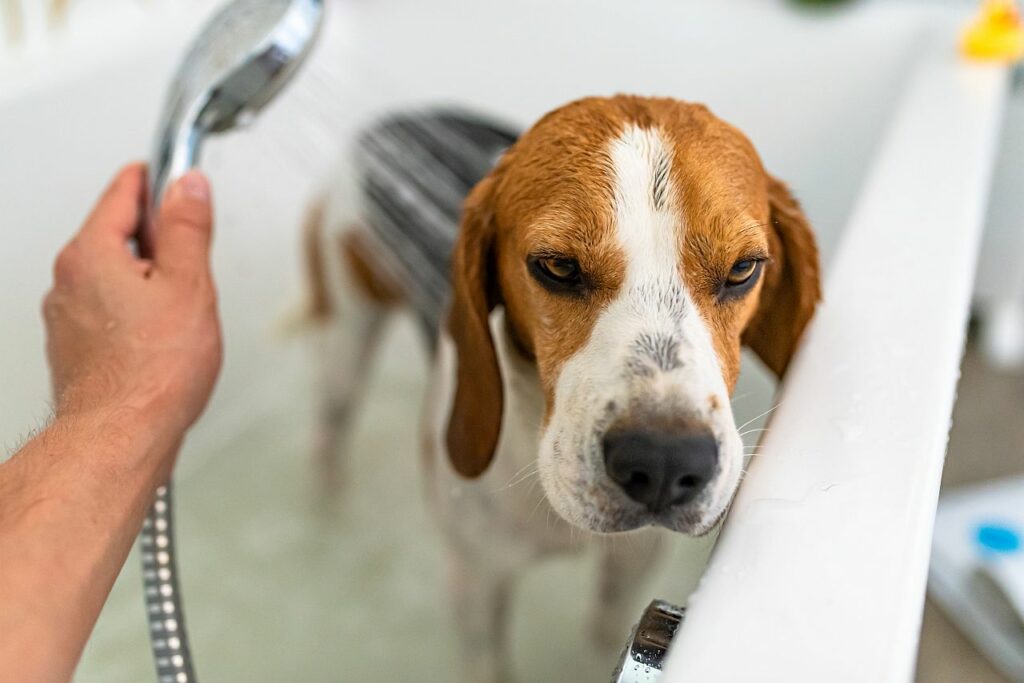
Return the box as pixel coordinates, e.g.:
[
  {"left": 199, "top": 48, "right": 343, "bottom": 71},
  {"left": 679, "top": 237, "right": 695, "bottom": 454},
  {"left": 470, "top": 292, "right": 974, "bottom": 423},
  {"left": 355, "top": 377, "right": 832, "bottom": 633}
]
[{"left": 602, "top": 428, "right": 718, "bottom": 513}]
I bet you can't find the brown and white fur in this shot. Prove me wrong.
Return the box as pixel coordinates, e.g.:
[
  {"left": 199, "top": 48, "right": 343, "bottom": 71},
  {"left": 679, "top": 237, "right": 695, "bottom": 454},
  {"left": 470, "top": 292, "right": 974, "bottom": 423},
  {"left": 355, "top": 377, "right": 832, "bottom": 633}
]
[{"left": 303, "top": 96, "right": 821, "bottom": 682}]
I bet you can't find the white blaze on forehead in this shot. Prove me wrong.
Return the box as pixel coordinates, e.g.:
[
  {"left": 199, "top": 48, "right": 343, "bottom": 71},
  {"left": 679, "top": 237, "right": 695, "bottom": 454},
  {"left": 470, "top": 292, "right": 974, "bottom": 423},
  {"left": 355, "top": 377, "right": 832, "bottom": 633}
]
[
  {"left": 603, "top": 125, "right": 728, "bottom": 397},
  {"left": 609, "top": 125, "right": 680, "bottom": 287},
  {"left": 548, "top": 122, "right": 724, "bottom": 398}
]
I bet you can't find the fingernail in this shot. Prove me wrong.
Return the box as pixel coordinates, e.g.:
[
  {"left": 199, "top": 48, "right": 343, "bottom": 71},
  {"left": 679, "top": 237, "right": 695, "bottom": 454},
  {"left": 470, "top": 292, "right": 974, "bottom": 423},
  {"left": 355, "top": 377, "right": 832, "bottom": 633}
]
[
  {"left": 112, "top": 163, "right": 140, "bottom": 189},
  {"left": 177, "top": 171, "right": 210, "bottom": 202}
]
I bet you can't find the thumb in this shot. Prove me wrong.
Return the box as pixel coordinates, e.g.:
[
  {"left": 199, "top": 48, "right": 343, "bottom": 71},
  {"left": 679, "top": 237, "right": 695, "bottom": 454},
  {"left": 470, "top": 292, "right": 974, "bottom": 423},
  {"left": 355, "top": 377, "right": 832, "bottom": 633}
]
[{"left": 153, "top": 171, "right": 214, "bottom": 274}]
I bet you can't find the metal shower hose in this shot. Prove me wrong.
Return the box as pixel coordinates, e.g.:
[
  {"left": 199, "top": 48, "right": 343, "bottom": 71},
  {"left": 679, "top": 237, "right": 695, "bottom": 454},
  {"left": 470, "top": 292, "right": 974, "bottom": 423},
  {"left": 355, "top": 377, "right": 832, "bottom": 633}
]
[{"left": 140, "top": 484, "right": 197, "bottom": 683}]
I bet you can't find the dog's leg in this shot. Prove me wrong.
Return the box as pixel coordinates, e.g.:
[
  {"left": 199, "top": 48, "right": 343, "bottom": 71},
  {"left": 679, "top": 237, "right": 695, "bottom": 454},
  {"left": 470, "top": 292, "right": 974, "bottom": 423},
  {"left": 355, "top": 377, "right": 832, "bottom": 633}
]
[
  {"left": 590, "top": 530, "right": 664, "bottom": 651},
  {"left": 312, "top": 293, "right": 387, "bottom": 495},
  {"left": 448, "top": 552, "right": 514, "bottom": 683},
  {"left": 305, "top": 203, "right": 398, "bottom": 496}
]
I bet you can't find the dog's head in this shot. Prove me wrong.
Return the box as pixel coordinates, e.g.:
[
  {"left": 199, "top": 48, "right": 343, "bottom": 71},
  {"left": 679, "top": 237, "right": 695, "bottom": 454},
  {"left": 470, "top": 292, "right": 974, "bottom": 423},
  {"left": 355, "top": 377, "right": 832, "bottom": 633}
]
[{"left": 444, "top": 96, "right": 820, "bottom": 534}]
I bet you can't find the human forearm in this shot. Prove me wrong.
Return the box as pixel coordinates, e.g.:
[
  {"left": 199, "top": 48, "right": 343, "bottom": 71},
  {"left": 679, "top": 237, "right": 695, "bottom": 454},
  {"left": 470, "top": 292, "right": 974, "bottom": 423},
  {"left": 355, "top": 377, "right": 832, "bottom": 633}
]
[
  {"left": 0, "top": 166, "right": 219, "bottom": 680},
  {"left": 0, "top": 406, "right": 180, "bottom": 682}
]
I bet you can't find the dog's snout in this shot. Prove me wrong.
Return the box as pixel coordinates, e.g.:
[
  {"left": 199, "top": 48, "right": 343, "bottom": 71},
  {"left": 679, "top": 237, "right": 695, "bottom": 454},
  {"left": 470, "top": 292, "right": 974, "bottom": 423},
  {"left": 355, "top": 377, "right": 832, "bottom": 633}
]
[{"left": 602, "top": 428, "right": 718, "bottom": 513}]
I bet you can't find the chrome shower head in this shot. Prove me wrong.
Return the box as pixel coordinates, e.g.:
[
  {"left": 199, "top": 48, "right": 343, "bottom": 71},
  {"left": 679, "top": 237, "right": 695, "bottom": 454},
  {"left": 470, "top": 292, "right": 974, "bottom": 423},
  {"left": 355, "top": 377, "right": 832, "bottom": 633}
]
[{"left": 148, "top": 0, "right": 324, "bottom": 218}]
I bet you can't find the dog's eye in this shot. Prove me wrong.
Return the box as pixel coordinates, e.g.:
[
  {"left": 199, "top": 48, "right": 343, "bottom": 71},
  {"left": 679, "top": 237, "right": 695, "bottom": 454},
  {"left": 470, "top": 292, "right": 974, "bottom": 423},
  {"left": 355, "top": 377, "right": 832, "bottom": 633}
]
[
  {"left": 719, "top": 258, "right": 765, "bottom": 300},
  {"left": 533, "top": 257, "right": 581, "bottom": 283},
  {"left": 726, "top": 260, "right": 758, "bottom": 286},
  {"left": 528, "top": 256, "right": 585, "bottom": 293},
  {"left": 539, "top": 258, "right": 579, "bottom": 281}
]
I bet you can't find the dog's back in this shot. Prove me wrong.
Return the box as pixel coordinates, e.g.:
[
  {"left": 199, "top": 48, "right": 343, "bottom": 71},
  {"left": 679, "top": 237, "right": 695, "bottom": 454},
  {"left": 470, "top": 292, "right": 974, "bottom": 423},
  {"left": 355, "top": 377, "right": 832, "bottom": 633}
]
[
  {"left": 310, "top": 110, "right": 518, "bottom": 336},
  {"left": 299, "top": 109, "right": 518, "bottom": 493}
]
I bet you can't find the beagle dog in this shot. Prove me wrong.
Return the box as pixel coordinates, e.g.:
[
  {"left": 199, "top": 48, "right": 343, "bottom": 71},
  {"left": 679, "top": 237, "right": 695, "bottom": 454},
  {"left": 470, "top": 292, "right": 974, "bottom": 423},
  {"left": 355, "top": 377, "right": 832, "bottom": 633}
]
[{"left": 304, "top": 96, "right": 821, "bottom": 682}]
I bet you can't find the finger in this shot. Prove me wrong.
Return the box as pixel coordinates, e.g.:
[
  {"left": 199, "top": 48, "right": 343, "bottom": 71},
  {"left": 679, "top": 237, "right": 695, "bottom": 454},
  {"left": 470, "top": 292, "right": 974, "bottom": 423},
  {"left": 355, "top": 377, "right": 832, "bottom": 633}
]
[
  {"left": 152, "top": 171, "right": 214, "bottom": 275},
  {"left": 79, "top": 163, "right": 147, "bottom": 247}
]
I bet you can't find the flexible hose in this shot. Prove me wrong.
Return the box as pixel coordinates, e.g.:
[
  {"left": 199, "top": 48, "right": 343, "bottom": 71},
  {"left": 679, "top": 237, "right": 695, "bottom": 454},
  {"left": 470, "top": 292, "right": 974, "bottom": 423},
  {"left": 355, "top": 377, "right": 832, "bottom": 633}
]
[{"left": 140, "top": 484, "right": 198, "bottom": 683}]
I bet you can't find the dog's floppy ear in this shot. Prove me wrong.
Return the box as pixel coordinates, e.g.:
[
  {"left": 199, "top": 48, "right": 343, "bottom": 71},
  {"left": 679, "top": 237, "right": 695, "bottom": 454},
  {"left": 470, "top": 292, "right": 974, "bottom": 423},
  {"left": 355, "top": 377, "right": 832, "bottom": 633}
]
[
  {"left": 743, "top": 175, "right": 822, "bottom": 378},
  {"left": 446, "top": 173, "right": 504, "bottom": 478}
]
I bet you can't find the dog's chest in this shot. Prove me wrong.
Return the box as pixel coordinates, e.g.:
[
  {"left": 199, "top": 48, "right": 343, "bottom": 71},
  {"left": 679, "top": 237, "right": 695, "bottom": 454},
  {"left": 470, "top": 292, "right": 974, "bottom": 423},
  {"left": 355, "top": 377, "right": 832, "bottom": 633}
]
[
  {"left": 436, "top": 456, "right": 586, "bottom": 564},
  {"left": 426, "top": 316, "right": 586, "bottom": 564}
]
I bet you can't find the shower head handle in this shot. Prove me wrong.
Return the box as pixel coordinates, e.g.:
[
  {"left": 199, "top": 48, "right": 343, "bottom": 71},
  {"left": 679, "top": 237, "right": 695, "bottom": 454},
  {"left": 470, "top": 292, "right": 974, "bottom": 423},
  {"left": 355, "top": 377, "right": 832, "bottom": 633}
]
[{"left": 145, "top": 0, "right": 324, "bottom": 250}]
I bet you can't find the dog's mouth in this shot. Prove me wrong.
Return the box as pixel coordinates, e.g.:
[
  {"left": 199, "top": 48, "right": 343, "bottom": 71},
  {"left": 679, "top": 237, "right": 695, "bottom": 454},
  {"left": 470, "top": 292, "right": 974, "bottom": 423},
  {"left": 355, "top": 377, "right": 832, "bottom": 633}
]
[{"left": 655, "top": 492, "right": 734, "bottom": 536}]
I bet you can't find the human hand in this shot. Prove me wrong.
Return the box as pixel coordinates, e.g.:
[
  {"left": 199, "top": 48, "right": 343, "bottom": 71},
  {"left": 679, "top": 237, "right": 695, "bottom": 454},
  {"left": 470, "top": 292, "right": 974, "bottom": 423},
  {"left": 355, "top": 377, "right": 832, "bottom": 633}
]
[{"left": 42, "top": 164, "right": 223, "bottom": 442}]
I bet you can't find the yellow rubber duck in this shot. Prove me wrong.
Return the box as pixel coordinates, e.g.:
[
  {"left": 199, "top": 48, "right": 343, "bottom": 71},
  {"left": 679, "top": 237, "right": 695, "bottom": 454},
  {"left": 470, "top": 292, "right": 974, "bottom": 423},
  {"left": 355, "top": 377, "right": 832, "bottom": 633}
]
[{"left": 962, "top": 0, "right": 1024, "bottom": 62}]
